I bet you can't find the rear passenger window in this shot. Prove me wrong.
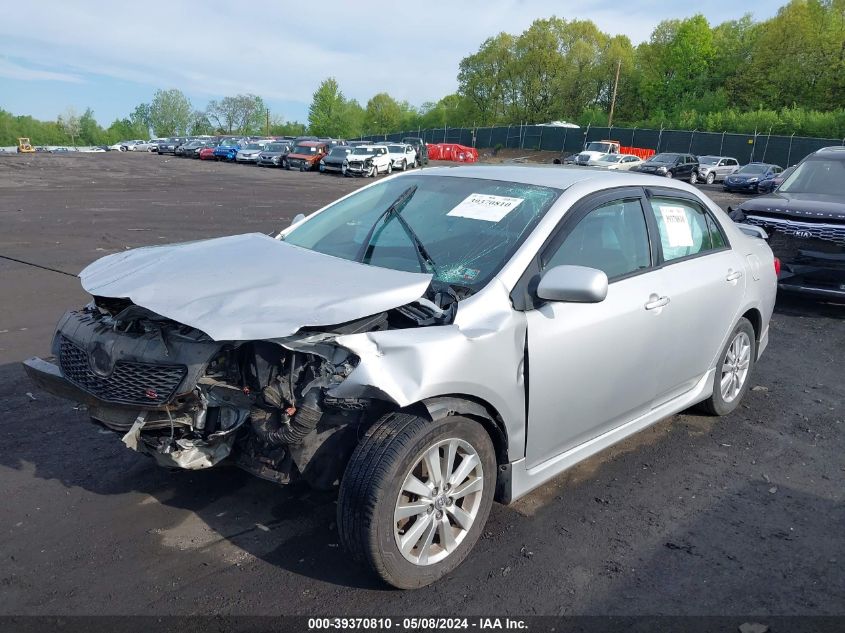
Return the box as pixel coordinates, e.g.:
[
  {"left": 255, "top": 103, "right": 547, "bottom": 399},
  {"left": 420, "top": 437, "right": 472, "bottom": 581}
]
[{"left": 649, "top": 197, "right": 726, "bottom": 262}]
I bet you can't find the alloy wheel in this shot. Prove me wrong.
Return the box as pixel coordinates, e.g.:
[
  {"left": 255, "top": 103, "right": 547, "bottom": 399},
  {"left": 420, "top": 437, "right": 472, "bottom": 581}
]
[
  {"left": 720, "top": 331, "right": 752, "bottom": 403},
  {"left": 393, "top": 438, "right": 484, "bottom": 566}
]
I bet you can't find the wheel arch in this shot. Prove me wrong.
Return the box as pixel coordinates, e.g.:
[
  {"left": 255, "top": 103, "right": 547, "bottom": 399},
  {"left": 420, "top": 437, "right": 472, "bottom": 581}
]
[
  {"left": 741, "top": 306, "right": 763, "bottom": 347},
  {"left": 410, "top": 394, "right": 511, "bottom": 502}
]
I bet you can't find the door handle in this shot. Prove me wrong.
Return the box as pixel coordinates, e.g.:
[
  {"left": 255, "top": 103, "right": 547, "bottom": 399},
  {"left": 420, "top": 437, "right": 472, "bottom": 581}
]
[
  {"left": 726, "top": 271, "right": 743, "bottom": 282},
  {"left": 644, "top": 295, "right": 670, "bottom": 310}
]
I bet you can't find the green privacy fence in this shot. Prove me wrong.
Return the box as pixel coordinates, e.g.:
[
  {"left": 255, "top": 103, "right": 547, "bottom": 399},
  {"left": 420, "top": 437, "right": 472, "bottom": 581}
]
[{"left": 361, "top": 125, "right": 845, "bottom": 167}]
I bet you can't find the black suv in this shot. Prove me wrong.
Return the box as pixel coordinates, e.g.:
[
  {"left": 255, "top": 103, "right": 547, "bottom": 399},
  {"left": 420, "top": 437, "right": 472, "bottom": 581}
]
[
  {"left": 631, "top": 152, "right": 699, "bottom": 183},
  {"left": 730, "top": 146, "right": 845, "bottom": 299},
  {"left": 401, "top": 137, "right": 429, "bottom": 166}
]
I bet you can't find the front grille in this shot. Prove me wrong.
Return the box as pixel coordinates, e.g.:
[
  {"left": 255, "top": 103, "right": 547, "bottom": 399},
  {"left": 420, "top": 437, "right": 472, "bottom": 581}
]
[
  {"left": 59, "top": 337, "right": 187, "bottom": 406},
  {"left": 745, "top": 215, "right": 845, "bottom": 248}
]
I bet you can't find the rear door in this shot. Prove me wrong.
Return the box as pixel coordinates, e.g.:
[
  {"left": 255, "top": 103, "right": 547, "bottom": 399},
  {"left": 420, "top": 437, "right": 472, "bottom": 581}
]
[{"left": 643, "top": 189, "right": 746, "bottom": 405}]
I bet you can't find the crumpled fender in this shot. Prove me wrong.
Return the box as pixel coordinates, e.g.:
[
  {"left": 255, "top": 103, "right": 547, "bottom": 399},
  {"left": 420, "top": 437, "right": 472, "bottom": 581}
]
[{"left": 329, "top": 279, "right": 527, "bottom": 459}]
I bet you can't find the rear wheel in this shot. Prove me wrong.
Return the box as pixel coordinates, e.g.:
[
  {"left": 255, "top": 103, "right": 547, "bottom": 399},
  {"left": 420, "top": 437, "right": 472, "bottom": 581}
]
[
  {"left": 338, "top": 413, "right": 496, "bottom": 589},
  {"left": 698, "top": 317, "right": 756, "bottom": 416}
]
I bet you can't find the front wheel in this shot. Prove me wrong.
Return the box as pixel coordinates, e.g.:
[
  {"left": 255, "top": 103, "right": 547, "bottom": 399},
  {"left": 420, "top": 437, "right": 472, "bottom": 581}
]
[
  {"left": 689, "top": 171, "right": 697, "bottom": 184},
  {"left": 387, "top": 162, "right": 393, "bottom": 174},
  {"left": 706, "top": 172, "right": 715, "bottom": 185},
  {"left": 400, "top": 159, "right": 407, "bottom": 171},
  {"left": 665, "top": 170, "right": 674, "bottom": 179},
  {"left": 338, "top": 413, "right": 496, "bottom": 589},
  {"left": 698, "top": 317, "right": 756, "bottom": 416}
]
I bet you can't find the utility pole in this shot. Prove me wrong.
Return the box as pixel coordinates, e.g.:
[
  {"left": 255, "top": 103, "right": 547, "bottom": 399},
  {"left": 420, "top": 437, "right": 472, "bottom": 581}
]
[
  {"left": 266, "top": 109, "right": 270, "bottom": 136},
  {"left": 607, "top": 59, "right": 621, "bottom": 128}
]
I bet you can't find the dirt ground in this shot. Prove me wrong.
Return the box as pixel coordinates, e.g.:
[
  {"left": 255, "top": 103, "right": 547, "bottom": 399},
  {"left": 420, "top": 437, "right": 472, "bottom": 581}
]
[{"left": 0, "top": 152, "right": 843, "bottom": 617}]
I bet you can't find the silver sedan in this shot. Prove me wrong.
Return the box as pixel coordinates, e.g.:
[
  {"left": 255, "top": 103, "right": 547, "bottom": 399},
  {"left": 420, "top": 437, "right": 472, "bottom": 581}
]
[{"left": 24, "top": 166, "right": 777, "bottom": 589}]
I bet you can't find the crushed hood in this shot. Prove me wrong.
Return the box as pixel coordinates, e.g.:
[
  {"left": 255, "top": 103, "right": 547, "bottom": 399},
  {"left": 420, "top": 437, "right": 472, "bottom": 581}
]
[{"left": 80, "top": 233, "right": 432, "bottom": 341}]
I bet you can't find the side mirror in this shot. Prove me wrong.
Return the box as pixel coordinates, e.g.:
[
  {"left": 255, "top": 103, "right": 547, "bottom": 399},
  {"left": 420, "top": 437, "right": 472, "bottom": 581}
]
[
  {"left": 291, "top": 213, "right": 306, "bottom": 227},
  {"left": 537, "top": 265, "right": 608, "bottom": 303}
]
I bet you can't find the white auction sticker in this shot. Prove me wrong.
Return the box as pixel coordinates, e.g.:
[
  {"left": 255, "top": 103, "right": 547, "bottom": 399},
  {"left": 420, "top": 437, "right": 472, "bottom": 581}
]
[
  {"left": 659, "top": 205, "right": 694, "bottom": 247},
  {"left": 447, "top": 193, "right": 524, "bottom": 222}
]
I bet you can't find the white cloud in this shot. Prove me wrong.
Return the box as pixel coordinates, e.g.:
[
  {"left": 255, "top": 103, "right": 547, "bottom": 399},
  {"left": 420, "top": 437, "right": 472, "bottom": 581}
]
[
  {"left": 0, "top": 57, "right": 84, "bottom": 83},
  {"left": 0, "top": 1, "right": 779, "bottom": 110}
]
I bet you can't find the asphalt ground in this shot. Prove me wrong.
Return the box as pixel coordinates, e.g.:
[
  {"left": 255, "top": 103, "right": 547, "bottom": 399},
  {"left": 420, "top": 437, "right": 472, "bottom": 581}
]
[{"left": 0, "top": 152, "right": 843, "bottom": 617}]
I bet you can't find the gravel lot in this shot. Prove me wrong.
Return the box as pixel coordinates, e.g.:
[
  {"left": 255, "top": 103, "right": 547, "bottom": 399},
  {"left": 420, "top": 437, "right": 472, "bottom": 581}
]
[{"left": 1, "top": 153, "right": 843, "bottom": 616}]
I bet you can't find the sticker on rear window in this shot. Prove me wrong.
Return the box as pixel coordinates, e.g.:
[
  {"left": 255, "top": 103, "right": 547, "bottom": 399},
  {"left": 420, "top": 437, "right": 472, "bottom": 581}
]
[
  {"left": 447, "top": 193, "right": 524, "bottom": 222},
  {"left": 659, "top": 205, "right": 694, "bottom": 247}
]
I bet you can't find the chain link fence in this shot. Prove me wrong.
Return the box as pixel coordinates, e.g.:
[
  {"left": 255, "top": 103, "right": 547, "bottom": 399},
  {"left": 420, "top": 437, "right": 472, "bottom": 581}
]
[{"left": 361, "top": 125, "right": 845, "bottom": 167}]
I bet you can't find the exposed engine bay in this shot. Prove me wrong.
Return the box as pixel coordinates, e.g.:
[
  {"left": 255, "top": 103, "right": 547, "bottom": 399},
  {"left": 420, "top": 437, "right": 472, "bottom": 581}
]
[{"left": 33, "top": 285, "right": 459, "bottom": 488}]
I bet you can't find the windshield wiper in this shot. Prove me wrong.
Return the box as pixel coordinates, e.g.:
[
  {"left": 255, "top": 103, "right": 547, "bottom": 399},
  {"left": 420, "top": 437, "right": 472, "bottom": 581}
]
[{"left": 355, "top": 185, "right": 440, "bottom": 277}]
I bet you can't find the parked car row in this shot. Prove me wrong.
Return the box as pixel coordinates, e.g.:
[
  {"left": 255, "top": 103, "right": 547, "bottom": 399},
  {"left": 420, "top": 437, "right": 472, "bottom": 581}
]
[{"left": 146, "top": 134, "right": 431, "bottom": 177}]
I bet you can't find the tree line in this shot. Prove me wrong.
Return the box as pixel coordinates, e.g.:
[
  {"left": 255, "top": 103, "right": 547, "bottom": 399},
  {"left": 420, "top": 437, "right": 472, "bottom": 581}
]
[
  {"left": 3, "top": 0, "right": 844, "bottom": 146},
  {"left": 0, "top": 90, "right": 307, "bottom": 147}
]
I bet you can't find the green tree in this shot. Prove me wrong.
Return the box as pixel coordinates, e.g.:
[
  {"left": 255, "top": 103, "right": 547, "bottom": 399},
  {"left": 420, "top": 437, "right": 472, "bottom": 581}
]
[
  {"left": 129, "top": 103, "right": 151, "bottom": 137},
  {"left": 308, "top": 77, "right": 347, "bottom": 136},
  {"left": 268, "top": 115, "right": 307, "bottom": 136},
  {"left": 340, "top": 99, "right": 366, "bottom": 138},
  {"left": 189, "top": 110, "right": 215, "bottom": 136},
  {"left": 741, "top": 0, "right": 845, "bottom": 110},
  {"left": 78, "top": 108, "right": 106, "bottom": 145},
  {"left": 149, "top": 89, "right": 192, "bottom": 136},
  {"left": 206, "top": 94, "right": 268, "bottom": 134},
  {"left": 638, "top": 15, "right": 715, "bottom": 113},
  {"left": 364, "top": 93, "right": 402, "bottom": 134}
]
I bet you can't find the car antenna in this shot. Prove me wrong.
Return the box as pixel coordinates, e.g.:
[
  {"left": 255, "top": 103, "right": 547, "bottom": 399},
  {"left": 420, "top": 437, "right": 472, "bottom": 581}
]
[{"left": 0, "top": 254, "right": 78, "bottom": 278}]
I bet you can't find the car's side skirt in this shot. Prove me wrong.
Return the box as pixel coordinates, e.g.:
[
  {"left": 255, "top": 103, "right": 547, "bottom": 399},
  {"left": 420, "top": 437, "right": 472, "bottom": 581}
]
[{"left": 504, "top": 368, "right": 716, "bottom": 504}]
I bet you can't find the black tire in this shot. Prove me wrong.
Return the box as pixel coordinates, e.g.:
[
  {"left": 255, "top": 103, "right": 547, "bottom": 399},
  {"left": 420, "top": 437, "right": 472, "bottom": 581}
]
[
  {"left": 337, "top": 412, "right": 496, "bottom": 589},
  {"left": 665, "top": 170, "right": 674, "bottom": 179},
  {"left": 706, "top": 172, "right": 715, "bottom": 185},
  {"left": 689, "top": 171, "right": 697, "bottom": 184},
  {"left": 698, "top": 317, "right": 756, "bottom": 416}
]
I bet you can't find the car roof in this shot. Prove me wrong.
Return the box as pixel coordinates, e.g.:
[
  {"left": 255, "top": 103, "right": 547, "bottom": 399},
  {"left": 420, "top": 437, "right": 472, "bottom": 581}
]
[
  {"left": 413, "top": 164, "right": 690, "bottom": 190},
  {"left": 297, "top": 141, "right": 323, "bottom": 146},
  {"left": 811, "top": 146, "right": 845, "bottom": 159}
]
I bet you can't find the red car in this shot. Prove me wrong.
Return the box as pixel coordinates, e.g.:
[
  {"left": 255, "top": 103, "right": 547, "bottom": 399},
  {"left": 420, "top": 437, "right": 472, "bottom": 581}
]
[{"left": 198, "top": 146, "right": 217, "bottom": 160}]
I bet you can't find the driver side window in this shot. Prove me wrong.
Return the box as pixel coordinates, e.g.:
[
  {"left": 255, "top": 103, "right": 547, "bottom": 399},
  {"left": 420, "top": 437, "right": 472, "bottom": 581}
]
[{"left": 543, "top": 199, "right": 651, "bottom": 281}]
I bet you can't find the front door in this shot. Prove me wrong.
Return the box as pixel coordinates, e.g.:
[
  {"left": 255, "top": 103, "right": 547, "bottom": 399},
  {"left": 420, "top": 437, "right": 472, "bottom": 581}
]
[{"left": 525, "top": 193, "right": 666, "bottom": 469}]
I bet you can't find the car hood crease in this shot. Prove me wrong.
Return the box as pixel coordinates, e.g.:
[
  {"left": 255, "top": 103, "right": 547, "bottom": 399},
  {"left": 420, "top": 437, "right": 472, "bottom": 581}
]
[{"left": 80, "top": 233, "right": 433, "bottom": 341}]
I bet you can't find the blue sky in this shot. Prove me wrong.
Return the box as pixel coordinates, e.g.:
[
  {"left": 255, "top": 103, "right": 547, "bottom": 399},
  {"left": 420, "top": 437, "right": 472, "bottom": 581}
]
[{"left": 0, "top": 1, "right": 781, "bottom": 128}]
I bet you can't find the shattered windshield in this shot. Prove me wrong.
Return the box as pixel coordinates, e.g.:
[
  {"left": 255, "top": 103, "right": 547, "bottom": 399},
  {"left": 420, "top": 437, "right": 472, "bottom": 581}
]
[{"left": 283, "top": 175, "right": 560, "bottom": 291}]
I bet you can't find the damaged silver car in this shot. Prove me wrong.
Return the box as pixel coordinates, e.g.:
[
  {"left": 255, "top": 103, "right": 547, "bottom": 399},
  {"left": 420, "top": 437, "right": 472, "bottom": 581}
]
[{"left": 25, "top": 166, "right": 777, "bottom": 588}]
